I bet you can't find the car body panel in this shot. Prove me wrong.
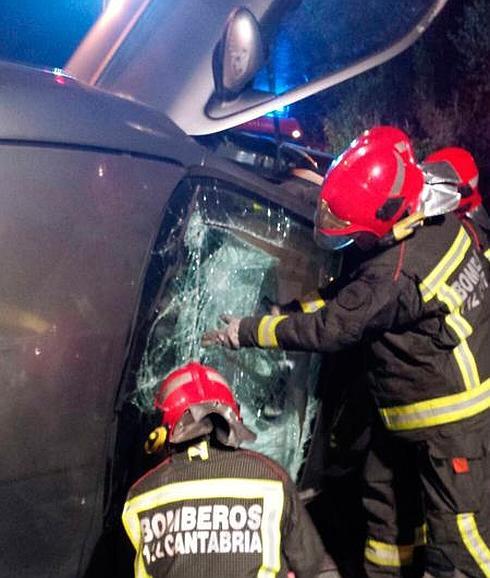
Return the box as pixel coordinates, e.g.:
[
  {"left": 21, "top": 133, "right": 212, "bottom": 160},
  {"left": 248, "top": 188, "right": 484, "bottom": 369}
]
[
  {"left": 67, "top": 0, "right": 448, "bottom": 135},
  {"left": 0, "top": 148, "right": 186, "bottom": 577},
  {"left": 0, "top": 61, "right": 200, "bottom": 163},
  {"left": 0, "top": 62, "right": 321, "bottom": 576},
  {"left": 0, "top": 63, "right": 194, "bottom": 577}
]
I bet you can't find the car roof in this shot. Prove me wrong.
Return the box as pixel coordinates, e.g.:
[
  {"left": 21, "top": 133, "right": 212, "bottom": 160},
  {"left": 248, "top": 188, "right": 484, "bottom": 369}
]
[
  {"left": 0, "top": 60, "right": 202, "bottom": 167},
  {"left": 0, "top": 60, "right": 318, "bottom": 222}
]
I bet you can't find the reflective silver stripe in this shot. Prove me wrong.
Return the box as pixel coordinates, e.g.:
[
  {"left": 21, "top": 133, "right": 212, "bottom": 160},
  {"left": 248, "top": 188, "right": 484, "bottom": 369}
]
[
  {"left": 380, "top": 379, "right": 490, "bottom": 431},
  {"left": 160, "top": 370, "right": 230, "bottom": 405},
  {"left": 395, "top": 140, "right": 410, "bottom": 156},
  {"left": 469, "top": 175, "right": 479, "bottom": 189},
  {"left": 457, "top": 514, "right": 490, "bottom": 577},
  {"left": 257, "top": 315, "right": 288, "bottom": 348},
  {"left": 365, "top": 538, "right": 414, "bottom": 567},
  {"left": 438, "top": 284, "right": 479, "bottom": 390},
  {"left": 420, "top": 226, "right": 471, "bottom": 302},
  {"left": 159, "top": 371, "right": 193, "bottom": 402},
  {"left": 299, "top": 291, "right": 327, "bottom": 314},
  {"left": 205, "top": 369, "right": 230, "bottom": 388},
  {"left": 390, "top": 151, "right": 406, "bottom": 197},
  {"left": 122, "top": 478, "right": 285, "bottom": 578}
]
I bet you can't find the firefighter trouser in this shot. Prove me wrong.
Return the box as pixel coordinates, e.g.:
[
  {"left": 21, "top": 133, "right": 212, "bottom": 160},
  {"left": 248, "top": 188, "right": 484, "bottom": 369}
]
[
  {"left": 363, "top": 417, "right": 490, "bottom": 578},
  {"left": 363, "top": 427, "right": 425, "bottom": 578}
]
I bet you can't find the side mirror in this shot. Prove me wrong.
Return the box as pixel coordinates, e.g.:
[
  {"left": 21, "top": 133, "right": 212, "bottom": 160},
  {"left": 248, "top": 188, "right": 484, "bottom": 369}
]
[{"left": 213, "top": 6, "right": 264, "bottom": 99}]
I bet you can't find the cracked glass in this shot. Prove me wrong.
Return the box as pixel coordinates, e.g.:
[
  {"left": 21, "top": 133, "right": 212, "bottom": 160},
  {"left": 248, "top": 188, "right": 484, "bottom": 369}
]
[{"left": 135, "top": 178, "right": 330, "bottom": 480}]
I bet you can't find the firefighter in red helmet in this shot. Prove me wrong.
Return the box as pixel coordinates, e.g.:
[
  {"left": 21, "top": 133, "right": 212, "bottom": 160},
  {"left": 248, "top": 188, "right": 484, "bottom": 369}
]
[
  {"left": 122, "top": 361, "right": 327, "bottom": 578},
  {"left": 423, "top": 146, "right": 490, "bottom": 235},
  {"left": 313, "top": 126, "right": 423, "bottom": 251},
  {"left": 203, "top": 128, "right": 490, "bottom": 578}
]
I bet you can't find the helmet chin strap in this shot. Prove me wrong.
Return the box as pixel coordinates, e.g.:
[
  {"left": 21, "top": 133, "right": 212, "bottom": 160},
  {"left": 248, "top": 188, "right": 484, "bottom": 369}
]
[
  {"left": 392, "top": 211, "right": 425, "bottom": 241},
  {"left": 377, "top": 178, "right": 459, "bottom": 248},
  {"left": 376, "top": 211, "right": 425, "bottom": 248}
]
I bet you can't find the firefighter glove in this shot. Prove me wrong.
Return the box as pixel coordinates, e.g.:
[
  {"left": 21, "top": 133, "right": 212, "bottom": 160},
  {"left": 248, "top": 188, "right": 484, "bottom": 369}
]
[{"left": 201, "top": 314, "right": 242, "bottom": 349}]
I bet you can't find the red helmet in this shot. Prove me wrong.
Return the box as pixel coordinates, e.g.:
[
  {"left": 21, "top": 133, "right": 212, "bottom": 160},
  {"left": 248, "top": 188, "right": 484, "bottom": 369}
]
[
  {"left": 315, "top": 127, "right": 424, "bottom": 243},
  {"left": 154, "top": 361, "right": 255, "bottom": 447},
  {"left": 365, "top": 126, "right": 416, "bottom": 164},
  {"left": 424, "top": 147, "right": 482, "bottom": 215}
]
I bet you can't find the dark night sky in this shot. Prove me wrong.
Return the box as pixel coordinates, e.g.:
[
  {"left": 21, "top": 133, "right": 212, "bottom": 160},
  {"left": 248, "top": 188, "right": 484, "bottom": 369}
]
[
  {"left": 0, "top": 1, "right": 459, "bottom": 75},
  {"left": 0, "top": 0, "right": 103, "bottom": 68},
  {"left": 0, "top": 1, "right": 459, "bottom": 72}
]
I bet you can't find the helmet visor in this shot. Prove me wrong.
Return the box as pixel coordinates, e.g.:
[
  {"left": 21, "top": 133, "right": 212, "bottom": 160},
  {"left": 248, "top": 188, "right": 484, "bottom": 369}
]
[
  {"left": 315, "top": 199, "right": 351, "bottom": 232},
  {"left": 314, "top": 228, "right": 354, "bottom": 251}
]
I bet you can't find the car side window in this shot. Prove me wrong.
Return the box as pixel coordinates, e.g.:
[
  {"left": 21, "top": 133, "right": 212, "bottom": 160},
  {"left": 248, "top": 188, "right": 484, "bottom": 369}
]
[{"left": 133, "top": 176, "right": 329, "bottom": 480}]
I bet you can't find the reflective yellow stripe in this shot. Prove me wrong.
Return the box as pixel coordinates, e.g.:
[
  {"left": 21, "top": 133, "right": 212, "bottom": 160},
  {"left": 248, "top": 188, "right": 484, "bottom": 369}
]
[
  {"left": 122, "top": 478, "right": 284, "bottom": 578},
  {"left": 457, "top": 514, "right": 490, "bottom": 577},
  {"left": 380, "top": 379, "right": 490, "bottom": 431},
  {"left": 299, "top": 291, "right": 327, "bottom": 314},
  {"left": 257, "top": 315, "right": 288, "bottom": 348},
  {"left": 417, "top": 226, "right": 482, "bottom": 408},
  {"left": 420, "top": 227, "right": 471, "bottom": 302},
  {"left": 485, "top": 248, "right": 490, "bottom": 261},
  {"left": 365, "top": 524, "right": 427, "bottom": 568},
  {"left": 414, "top": 523, "right": 428, "bottom": 546},
  {"left": 123, "top": 509, "right": 152, "bottom": 578},
  {"left": 438, "top": 284, "right": 480, "bottom": 390},
  {"left": 365, "top": 538, "right": 414, "bottom": 567}
]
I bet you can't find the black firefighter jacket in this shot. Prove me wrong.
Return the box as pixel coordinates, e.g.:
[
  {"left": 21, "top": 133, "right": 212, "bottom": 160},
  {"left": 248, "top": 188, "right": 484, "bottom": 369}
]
[
  {"left": 239, "top": 214, "right": 490, "bottom": 436},
  {"left": 122, "top": 439, "right": 325, "bottom": 578}
]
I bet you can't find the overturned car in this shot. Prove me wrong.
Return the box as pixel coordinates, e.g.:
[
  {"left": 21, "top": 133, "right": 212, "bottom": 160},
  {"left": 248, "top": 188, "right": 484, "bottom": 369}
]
[{"left": 0, "top": 1, "right": 448, "bottom": 576}]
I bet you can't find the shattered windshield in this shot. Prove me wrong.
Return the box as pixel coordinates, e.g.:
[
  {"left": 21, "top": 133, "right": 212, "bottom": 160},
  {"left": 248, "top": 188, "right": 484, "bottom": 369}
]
[{"left": 134, "top": 179, "right": 329, "bottom": 480}]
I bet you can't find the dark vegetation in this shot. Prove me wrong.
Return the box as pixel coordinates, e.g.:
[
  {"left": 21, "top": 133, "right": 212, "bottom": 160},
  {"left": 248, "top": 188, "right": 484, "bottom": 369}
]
[{"left": 293, "top": 0, "right": 490, "bottom": 198}]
